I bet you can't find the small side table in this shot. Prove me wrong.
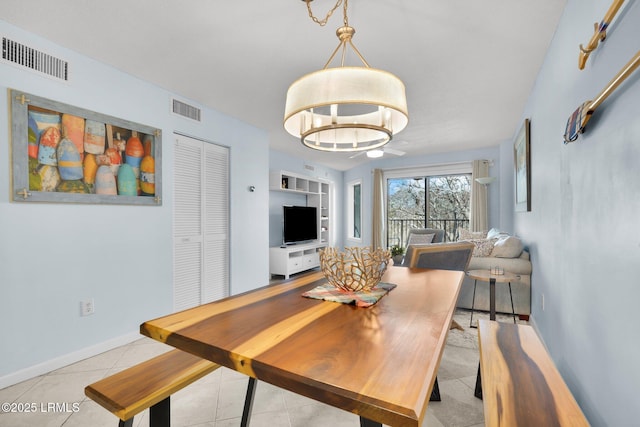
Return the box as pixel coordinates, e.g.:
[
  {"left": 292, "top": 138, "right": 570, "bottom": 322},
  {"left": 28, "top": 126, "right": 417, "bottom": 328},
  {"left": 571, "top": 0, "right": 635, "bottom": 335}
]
[{"left": 467, "top": 269, "right": 520, "bottom": 328}]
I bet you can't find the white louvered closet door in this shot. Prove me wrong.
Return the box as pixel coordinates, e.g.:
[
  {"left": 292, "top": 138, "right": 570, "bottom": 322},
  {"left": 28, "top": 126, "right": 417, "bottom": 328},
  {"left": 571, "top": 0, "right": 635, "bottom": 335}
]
[
  {"left": 202, "top": 142, "right": 229, "bottom": 303},
  {"left": 173, "top": 134, "right": 229, "bottom": 312}
]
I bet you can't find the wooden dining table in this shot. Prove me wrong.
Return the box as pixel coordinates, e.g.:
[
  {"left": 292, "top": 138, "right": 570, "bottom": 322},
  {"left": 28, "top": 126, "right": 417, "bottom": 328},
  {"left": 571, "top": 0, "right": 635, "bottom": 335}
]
[{"left": 140, "top": 266, "right": 464, "bottom": 427}]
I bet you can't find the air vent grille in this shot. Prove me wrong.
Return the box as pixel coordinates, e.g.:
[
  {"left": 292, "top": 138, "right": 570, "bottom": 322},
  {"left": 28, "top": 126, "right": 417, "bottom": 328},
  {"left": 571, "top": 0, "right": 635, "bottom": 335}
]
[
  {"left": 2, "top": 37, "right": 69, "bottom": 81},
  {"left": 172, "top": 98, "right": 202, "bottom": 122}
]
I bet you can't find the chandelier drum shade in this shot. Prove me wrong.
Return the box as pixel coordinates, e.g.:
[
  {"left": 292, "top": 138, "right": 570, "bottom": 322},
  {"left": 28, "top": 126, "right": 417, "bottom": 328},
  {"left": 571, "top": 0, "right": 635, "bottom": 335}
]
[
  {"left": 284, "top": 66, "right": 408, "bottom": 151},
  {"left": 284, "top": 0, "right": 408, "bottom": 152}
]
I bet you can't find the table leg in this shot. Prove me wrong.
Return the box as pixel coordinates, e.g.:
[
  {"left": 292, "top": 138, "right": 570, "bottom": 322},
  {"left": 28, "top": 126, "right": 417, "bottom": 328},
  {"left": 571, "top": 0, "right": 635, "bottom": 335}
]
[
  {"left": 508, "top": 282, "right": 517, "bottom": 323},
  {"left": 360, "top": 417, "right": 382, "bottom": 427},
  {"left": 474, "top": 276, "right": 496, "bottom": 401},
  {"left": 241, "top": 377, "right": 257, "bottom": 427},
  {"left": 430, "top": 377, "right": 441, "bottom": 401},
  {"left": 489, "top": 277, "right": 496, "bottom": 321},
  {"left": 474, "top": 277, "right": 496, "bottom": 399},
  {"left": 469, "top": 279, "right": 478, "bottom": 328}
]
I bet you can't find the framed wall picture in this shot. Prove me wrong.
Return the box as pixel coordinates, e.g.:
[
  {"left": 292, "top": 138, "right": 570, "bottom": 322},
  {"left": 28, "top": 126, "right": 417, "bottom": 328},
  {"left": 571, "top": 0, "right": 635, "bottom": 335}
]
[
  {"left": 514, "top": 118, "right": 531, "bottom": 212},
  {"left": 10, "top": 89, "right": 162, "bottom": 205}
]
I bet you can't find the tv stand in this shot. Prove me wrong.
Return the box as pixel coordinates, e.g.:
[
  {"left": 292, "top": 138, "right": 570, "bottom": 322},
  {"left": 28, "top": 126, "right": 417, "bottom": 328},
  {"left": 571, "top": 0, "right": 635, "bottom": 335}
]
[{"left": 269, "top": 242, "right": 327, "bottom": 279}]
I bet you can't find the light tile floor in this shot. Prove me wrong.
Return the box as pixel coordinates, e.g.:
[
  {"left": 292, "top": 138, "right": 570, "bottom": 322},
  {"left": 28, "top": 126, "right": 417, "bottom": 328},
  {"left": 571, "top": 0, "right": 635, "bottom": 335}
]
[{"left": 0, "top": 309, "right": 521, "bottom": 427}]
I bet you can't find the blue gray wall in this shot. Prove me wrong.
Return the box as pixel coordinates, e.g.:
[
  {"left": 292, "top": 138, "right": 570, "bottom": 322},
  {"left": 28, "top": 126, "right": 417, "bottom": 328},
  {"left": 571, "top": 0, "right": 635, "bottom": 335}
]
[
  {"left": 514, "top": 0, "right": 640, "bottom": 424},
  {"left": 0, "top": 20, "right": 269, "bottom": 386}
]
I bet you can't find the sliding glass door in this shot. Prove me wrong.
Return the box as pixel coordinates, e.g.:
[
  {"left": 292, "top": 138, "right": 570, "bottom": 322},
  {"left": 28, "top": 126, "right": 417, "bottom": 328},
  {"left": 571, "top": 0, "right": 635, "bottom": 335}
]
[{"left": 387, "top": 174, "right": 471, "bottom": 247}]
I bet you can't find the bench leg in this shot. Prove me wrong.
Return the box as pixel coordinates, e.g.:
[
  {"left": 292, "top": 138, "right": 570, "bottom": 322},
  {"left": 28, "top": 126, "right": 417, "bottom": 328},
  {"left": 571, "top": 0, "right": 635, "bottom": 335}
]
[
  {"left": 241, "top": 377, "right": 257, "bottom": 427},
  {"left": 474, "top": 364, "right": 482, "bottom": 400},
  {"left": 430, "top": 376, "right": 441, "bottom": 401},
  {"left": 359, "top": 417, "right": 382, "bottom": 426},
  {"left": 119, "top": 419, "right": 134, "bottom": 427},
  {"left": 149, "top": 396, "right": 170, "bottom": 427}
]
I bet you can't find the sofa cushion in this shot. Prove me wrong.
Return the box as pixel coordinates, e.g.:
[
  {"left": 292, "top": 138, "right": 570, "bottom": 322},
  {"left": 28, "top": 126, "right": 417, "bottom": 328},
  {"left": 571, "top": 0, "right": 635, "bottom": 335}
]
[
  {"left": 491, "top": 235, "right": 524, "bottom": 258},
  {"left": 468, "top": 238, "right": 497, "bottom": 257},
  {"left": 458, "top": 229, "right": 487, "bottom": 240},
  {"left": 468, "top": 250, "right": 532, "bottom": 275},
  {"left": 407, "top": 233, "right": 434, "bottom": 245},
  {"left": 486, "top": 227, "right": 510, "bottom": 240}
]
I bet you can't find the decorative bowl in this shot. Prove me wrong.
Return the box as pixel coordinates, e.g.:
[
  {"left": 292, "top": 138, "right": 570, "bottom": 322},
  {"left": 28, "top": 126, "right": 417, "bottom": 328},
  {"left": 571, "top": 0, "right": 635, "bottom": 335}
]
[{"left": 319, "top": 247, "right": 391, "bottom": 292}]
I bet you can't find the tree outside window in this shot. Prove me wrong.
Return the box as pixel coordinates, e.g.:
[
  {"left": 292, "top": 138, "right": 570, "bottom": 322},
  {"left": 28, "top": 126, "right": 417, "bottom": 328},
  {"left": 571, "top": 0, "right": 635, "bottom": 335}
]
[{"left": 387, "top": 174, "right": 470, "bottom": 246}]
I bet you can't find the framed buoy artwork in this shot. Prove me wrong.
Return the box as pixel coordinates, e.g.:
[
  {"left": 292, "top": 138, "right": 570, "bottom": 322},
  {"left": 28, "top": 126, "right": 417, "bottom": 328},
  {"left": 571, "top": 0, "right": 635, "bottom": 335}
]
[{"left": 9, "top": 89, "right": 162, "bottom": 205}]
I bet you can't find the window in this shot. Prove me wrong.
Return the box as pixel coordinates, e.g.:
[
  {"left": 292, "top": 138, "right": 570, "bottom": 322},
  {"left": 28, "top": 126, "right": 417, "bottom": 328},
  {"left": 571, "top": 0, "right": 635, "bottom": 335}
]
[
  {"left": 347, "top": 180, "right": 362, "bottom": 240},
  {"left": 385, "top": 163, "right": 471, "bottom": 247}
]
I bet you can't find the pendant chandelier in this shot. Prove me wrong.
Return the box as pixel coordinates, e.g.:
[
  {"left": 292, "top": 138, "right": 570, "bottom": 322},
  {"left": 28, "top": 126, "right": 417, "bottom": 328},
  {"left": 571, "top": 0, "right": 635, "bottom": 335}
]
[{"left": 284, "top": 0, "right": 409, "bottom": 152}]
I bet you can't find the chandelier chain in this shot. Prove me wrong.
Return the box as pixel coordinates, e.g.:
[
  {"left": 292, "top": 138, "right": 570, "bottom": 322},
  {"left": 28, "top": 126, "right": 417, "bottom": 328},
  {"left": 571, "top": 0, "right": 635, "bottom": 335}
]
[{"left": 305, "top": 0, "right": 349, "bottom": 27}]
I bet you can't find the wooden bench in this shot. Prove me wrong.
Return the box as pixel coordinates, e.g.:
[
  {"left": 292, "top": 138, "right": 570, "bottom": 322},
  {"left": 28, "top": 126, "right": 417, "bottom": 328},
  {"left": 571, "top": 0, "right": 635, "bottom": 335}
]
[
  {"left": 85, "top": 348, "right": 220, "bottom": 427},
  {"left": 477, "top": 320, "right": 590, "bottom": 426}
]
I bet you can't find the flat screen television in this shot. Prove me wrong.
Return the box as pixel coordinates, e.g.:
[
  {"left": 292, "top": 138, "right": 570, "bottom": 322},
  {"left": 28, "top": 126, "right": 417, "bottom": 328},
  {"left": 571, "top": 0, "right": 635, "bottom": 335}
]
[{"left": 283, "top": 205, "right": 317, "bottom": 245}]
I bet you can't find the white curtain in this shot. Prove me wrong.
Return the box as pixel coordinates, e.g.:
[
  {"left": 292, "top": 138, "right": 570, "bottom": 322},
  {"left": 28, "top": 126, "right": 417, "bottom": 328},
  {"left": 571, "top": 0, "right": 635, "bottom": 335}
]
[
  {"left": 470, "top": 160, "right": 490, "bottom": 232},
  {"left": 371, "top": 168, "right": 385, "bottom": 249}
]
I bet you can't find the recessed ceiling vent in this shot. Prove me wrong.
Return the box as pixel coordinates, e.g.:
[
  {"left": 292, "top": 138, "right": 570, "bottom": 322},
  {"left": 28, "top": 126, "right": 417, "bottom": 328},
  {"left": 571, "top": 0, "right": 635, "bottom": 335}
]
[
  {"left": 172, "top": 98, "right": 201, "bottom": 122},
  {"left": 2, "top": 36, "right": 69, "bottom": 81}
]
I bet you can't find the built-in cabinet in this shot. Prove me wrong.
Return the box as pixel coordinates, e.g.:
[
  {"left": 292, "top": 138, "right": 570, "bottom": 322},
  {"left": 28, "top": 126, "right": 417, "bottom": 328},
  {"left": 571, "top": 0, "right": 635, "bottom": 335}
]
[
  {"left": 269, "top": 243, "right": 326, "bottom": 279},
  {"left": 269, "top": 170, "right": 332, "bottom": 278}
]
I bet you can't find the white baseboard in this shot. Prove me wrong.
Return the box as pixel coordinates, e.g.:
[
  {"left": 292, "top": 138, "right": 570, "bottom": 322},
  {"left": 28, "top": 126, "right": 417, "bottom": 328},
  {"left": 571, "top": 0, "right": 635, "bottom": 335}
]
[{"left": 0, "top": 331, "right": 140, "bottom": 389}]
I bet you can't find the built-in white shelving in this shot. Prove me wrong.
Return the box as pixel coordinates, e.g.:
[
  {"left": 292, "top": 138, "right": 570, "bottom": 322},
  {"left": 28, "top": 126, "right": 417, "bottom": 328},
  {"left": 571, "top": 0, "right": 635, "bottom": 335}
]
[{"left": 269, "top": 170, "right": 332, "bottom": 277}]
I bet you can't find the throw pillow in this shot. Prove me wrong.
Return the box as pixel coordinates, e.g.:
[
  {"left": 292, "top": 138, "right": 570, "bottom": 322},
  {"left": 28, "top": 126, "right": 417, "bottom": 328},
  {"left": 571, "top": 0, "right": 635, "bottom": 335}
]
[
  {"left": 458, "top": 229, "right": 487, "bottom": 241},
  {"left": 468, "top": 238, "right": 497, "bottom": 257},
  {"left": 407, "top": 233, "right": 435, "bottom": 245},
  {"left": 486, "top": 228, "right": 509, "bottom": 240},
  {"left": 491, "top": 236, "right": 524, "bottom": 258}
]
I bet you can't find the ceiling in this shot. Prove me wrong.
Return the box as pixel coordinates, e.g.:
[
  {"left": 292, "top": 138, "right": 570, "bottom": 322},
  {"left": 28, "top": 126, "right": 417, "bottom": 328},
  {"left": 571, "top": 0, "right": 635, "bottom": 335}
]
[{"left": 2, "top": 0, "right": 567, "bottom": 171}]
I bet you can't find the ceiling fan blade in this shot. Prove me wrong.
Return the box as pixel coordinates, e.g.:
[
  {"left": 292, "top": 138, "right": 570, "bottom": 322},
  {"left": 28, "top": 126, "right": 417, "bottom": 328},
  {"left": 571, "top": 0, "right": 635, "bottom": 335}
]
[
  {"left": 348, "top": 151, "right": 367, "bottom": 159},
  {"left": 384, "top": 147, "right": 406, "bottom": 156}
]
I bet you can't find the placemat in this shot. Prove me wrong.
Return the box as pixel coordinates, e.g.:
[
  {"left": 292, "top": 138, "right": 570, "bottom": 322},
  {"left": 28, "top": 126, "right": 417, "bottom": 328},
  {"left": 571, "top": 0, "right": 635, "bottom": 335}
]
[{"left": 302, "top": 282, "right": 397, "bottom": 307}]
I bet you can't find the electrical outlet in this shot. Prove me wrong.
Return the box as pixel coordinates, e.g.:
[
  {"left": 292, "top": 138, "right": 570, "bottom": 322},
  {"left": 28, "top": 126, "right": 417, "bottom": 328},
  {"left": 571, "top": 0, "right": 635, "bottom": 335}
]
[
  {"left": 80, "top": 299, "right": 95, "bottom": 316},
  {"left": 541, "top": 294, "right": 545, "bottom": 311}
]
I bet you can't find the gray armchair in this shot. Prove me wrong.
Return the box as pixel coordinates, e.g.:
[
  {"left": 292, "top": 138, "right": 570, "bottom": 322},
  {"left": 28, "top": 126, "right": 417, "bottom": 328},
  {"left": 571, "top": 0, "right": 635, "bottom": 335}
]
[{"left": 405, "top": 228, "right": 445, "bottom": 247}]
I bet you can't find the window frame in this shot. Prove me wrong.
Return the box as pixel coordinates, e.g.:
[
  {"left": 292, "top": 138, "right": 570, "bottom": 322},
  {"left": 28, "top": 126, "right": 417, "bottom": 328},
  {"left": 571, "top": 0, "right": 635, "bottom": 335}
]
[
  {"left": 347, "top": 178, "right": 363, "bottom": 242},
  {"left": 383, "top": 162, "right": 473, "bottom": 246}
]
